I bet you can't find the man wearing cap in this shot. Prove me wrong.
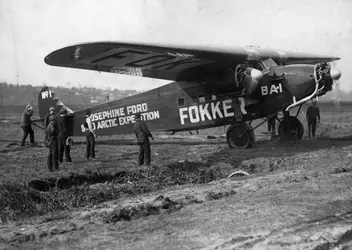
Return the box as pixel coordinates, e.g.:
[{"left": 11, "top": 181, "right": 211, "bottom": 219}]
[
  {"left": 83, "top": 108, "right": 97, "bottom": 159},
  {"left": 20, "top": 104, "right": 36, "bottom": 146},
  {"left": 306, "top": 100, "right": 321, "bottom": 139},
  {"left": 132, "top": 113, "right": 154, "bottom": 166},
  {"left": 44, "top": 107, "right": 56, "bottom": 129},
  {"left": 57, "top": 107, "right": 72, "bottom": 163},
  {"left": 46, "top": 115, "right": 59, "bottom": 171}
]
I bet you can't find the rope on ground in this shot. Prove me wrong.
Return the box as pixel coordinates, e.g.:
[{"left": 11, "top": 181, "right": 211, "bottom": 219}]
[{"left": 227, "top": 170, "right": 250, "bottom": 180}]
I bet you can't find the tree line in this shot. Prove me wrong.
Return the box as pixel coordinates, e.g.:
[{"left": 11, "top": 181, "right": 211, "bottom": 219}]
[
  {"left": 0, "top": 81, "right": 350, "bottom": 107},
  {"left": 0, "top": 82, "right": 141, "bottom": 106}
]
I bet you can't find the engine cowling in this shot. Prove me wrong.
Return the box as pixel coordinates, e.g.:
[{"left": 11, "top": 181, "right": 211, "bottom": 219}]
[{"left": 235, "top": 64, "right": 264, "bottom": 95}]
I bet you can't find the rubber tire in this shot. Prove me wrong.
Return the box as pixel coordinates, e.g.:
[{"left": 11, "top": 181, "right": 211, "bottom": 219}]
[
  {"left": 278, "top": 116, "right": 304, "bottom": 141},
  {"left": 226, "top": 123, "right": 254, "bottom": 149}
]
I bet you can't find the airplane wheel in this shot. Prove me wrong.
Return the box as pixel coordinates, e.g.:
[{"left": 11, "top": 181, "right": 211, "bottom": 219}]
[
  {"left": 278, "top": 116, "right": 304, "bottom": 141},
  {"left": 226, "top": 123, "right": 254, "bottom": 149}
]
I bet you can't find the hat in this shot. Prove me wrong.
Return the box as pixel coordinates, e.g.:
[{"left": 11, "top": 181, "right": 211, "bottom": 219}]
[
  {"left": 49, "top": 115, "right": 56, "bottom": 122},
  {"left": 135, "top": 113, "right": 141, "bottom": 119},
  {"left": 60, "top": 107, "right": 67, "bottom": 114},
  {"left": 85, "top": 108, "right": 91, "bottom": 115},
  {"left": 49, "top": 107, "right": 55, "bottom": 112}
]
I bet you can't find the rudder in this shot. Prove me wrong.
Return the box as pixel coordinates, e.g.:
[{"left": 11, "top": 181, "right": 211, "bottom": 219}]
[{"left": 38, "top": 87, "right": 73, "bottom": 119}]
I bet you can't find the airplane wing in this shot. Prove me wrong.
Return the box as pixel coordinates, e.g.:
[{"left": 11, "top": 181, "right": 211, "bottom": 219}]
[{"left": 45, "top": 42, "right": 340, "bottom": 82}]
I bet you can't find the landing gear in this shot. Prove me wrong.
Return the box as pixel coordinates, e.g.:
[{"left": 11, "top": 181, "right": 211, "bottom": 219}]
[
  {"left": 226, "top": 123, "right": 255, "bottom": 149},
  {"left": 226, "top": 109, "right": 305, "bottom": 149},
  {"left": 278, "top": 115, "right": 304, "bottom": 141}
]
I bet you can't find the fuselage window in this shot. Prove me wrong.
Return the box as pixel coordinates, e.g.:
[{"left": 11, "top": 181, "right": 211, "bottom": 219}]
[
  {"left": 211, "top": 95, "right": 217, "bottom": 100},
  {"left": 190, "top": 94, "right": 198, "bottom": 104},
  {"left": 178, "top": 97, "right": 185, "bottom": 106},
  {"left": 199, "top": 96, "right": 206, "bottom": 103}
]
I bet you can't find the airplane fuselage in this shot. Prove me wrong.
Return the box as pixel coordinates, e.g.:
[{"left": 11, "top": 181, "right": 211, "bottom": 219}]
[{"left": 64, "top": 64, "right": 320, "bottom": 137}]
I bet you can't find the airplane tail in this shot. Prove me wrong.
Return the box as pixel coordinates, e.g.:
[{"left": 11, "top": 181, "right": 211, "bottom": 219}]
[{"left": 38, "top": 87, "right": 74, "bottom": 119}]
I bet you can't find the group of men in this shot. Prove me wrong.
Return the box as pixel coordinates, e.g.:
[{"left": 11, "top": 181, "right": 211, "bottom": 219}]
[
  {"left": 44, "top": 107, "right": 98, "bottom": 169},
  {"left": 20, "top": 106, "right": 154, "bottom": 170},
  {"left": 43, "top": 107, "right": 72, "bottom": 171},
  {"left": 20, "top": 106, "right": 99, "bottom": 172},
  {"left": 20, "top": 105, "right": 72, "bottom": 171},
  {"left": 267, "top": 100, "right": 321, "bottom": 139}
]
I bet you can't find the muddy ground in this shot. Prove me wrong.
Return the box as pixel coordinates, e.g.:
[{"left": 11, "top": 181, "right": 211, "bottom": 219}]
[{"left": 1, "top": 109, "right": 352, "bottom": 249}]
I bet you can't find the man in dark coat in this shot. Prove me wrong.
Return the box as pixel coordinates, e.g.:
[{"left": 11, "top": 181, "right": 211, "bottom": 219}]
[
  {"left": 132, "top": 113, "right": 154, "bottom": 166},
  {"left": 46, "top": 115, "right": 59, "bottom": 171},
  {"left": 44, "top": 107, "right": 56, "bottom": 129},
  {"left": 43, "top": 106, "right": 56, "bottom": 148},
  {"left": 20, "top": 104, "right": 35, "bottom": 146},
  {"left": 57, "top": 107, "right": 72, "bottom": 163},
  {"left": 306, "top": 100, "right": 320, "bottom": 139}
]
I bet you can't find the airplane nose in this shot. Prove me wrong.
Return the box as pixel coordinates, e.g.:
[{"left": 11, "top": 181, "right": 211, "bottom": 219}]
[{"left": 330, "top": 67, "right": 341, "bottom": 80}]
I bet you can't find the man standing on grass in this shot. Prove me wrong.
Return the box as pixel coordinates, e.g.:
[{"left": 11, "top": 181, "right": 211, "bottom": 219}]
[
  {"left": 83, "top": 108, "right": 97, "bottom": 160},
  {"left": 306, "top": 100, "right": 320, "bottom": 139},
  {"left": 44, "top": 107, "right": 56, "bottom": 129},
  {"left": 57, "top": 107, "right": 72, "bottom": 163},
  {"left": 45, "top": 115, "right": 59, "bottom": 171},
  {"left": 20, "top": 104, "right": 36, "bottom": 147},
  {"left": 132, "top": 113, "right": 154, "bottom": 166}
]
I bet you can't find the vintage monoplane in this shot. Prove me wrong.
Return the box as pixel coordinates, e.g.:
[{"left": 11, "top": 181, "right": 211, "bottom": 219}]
[{"left": 40, "top": 42, "right": 341, "bottom": 149}]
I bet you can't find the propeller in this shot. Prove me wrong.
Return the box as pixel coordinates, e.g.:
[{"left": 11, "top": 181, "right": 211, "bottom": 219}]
[
  {"left": 330, "top": 67, "right": 341, "bottom": 81},
  {"left": 329, "top": 61, "right": 342, "bottom": 111},
  {"left": 329, "top": 61, "right": 341, "bottom": 79},
  {"left": 331, "top": 79, "right": 342, "bottom": 111}
]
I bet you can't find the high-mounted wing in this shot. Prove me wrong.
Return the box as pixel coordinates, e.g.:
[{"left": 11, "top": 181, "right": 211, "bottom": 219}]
[{"left": 44, "top": 42, "right": 340, "bottom": 82}]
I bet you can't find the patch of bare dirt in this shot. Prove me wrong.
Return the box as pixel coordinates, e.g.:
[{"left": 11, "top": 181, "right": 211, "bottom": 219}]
[{"left": 2, "top": 127, "right": 352, "bottom": 249}]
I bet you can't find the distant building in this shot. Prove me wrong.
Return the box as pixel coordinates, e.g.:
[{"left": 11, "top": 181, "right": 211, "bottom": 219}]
[{"left": 90, "top": 96, "right": 98, "bottom": 103}]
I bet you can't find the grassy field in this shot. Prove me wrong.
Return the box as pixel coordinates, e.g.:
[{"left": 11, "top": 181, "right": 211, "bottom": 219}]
[{"left": 1, "top": 102, "right": 352, "bottom": 249}]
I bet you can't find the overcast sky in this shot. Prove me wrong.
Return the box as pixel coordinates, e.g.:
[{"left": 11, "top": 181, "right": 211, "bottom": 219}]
[{"left": 0, "top": 0, "right": 351, "bottom": 92}]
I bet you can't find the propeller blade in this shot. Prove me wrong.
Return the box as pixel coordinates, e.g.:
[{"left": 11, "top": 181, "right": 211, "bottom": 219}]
[{"left": 332, "top": 79, "right": 341, "bottom": 111}]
